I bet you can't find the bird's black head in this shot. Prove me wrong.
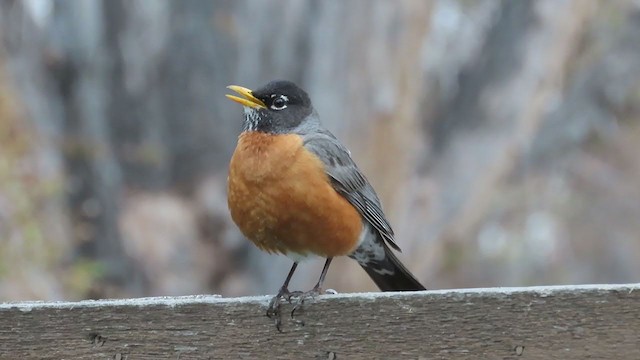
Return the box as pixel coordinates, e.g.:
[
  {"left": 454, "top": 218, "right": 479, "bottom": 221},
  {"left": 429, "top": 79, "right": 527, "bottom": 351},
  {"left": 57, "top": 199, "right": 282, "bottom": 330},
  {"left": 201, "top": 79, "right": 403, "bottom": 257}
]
[{"left": 226, "top": 80, "right": 314, "bottom": 134}]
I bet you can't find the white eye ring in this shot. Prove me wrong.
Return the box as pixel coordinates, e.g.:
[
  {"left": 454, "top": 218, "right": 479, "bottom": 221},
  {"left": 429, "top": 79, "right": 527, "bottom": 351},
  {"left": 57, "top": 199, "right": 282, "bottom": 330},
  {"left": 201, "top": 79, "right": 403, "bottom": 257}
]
[{"left": 270, "top": 95, "right": 288, "bottom": 110}]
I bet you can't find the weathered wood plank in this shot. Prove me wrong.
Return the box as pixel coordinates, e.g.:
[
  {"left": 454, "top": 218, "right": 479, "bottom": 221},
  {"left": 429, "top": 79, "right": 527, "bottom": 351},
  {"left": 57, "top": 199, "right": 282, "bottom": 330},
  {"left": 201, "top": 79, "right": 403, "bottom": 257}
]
[{"left": 0, "top": 284, "right": 639, "bottom": 359}]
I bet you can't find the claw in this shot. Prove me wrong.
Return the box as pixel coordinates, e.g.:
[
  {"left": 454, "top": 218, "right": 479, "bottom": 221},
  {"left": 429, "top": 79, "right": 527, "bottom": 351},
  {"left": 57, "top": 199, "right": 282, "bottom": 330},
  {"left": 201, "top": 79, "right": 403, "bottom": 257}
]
[
  {"left": 266, "top": 286, "right": 295, "bottom": 332},
  {"left": 290, "top": 286, "right": 322, "bottom": 321},
  {"left": 285, "top": 290, "right": 303, "bottom": 303},
  {"left": 265, "top": 258, "right": 333, "bottom": 332}
]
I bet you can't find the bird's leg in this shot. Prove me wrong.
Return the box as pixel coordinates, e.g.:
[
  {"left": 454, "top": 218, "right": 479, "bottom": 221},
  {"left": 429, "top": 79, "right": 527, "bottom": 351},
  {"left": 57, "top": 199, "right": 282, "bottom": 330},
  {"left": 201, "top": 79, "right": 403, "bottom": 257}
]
[
  {"left": 267, "top": 262, "right": 299, "bottom": 331},
  {"left": 291, "top": 257, "right": 333, "bottom": 320}
]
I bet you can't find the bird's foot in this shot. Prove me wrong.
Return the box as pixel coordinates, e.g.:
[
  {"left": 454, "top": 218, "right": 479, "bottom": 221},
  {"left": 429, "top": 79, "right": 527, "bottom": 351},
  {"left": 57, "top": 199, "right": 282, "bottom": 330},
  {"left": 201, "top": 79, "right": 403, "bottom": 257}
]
[
  {"left": 266, "top": 286, "right": 303, "bottom": 332},
  {"left": 267, "top": 286, "right": 336, "bottom": 330},
  {"left": 289, "top": 286, "right": 327, "bottom": 324}
]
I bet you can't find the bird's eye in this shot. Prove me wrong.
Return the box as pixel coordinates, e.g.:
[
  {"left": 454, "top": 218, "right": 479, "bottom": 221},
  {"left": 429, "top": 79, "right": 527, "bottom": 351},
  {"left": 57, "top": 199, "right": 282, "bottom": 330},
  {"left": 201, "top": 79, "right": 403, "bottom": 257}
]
[{"left": 270, "top": 95, "right": 288, "bottom": 110}]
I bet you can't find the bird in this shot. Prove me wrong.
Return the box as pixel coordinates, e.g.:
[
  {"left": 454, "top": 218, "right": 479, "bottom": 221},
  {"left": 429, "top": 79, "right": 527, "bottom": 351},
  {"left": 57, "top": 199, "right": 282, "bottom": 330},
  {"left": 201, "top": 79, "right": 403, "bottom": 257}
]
[{"left": 225, "top": 80, "right": 425, "bottom": 328}]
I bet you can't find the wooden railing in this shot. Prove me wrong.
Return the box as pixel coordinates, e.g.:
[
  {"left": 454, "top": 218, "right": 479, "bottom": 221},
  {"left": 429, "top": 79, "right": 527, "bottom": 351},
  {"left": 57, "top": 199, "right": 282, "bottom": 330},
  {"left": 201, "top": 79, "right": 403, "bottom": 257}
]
[{"left": 1, "top": 284, "right": 638, "bottom": 359}]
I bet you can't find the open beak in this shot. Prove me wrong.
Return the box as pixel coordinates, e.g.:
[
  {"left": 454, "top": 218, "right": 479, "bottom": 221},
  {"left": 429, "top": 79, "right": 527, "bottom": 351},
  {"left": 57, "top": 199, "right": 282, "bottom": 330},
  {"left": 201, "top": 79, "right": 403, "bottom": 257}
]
[{"left": 225, "top": 85, "right": 266, "bottom": 109}]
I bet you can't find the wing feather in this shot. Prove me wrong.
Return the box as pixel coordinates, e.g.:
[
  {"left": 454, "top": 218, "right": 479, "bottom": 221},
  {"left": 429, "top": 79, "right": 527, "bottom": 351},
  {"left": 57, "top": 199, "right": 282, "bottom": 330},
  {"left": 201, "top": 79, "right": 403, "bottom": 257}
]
[{"left": 303, "top": 131, "right": 401, "bottom": 251}]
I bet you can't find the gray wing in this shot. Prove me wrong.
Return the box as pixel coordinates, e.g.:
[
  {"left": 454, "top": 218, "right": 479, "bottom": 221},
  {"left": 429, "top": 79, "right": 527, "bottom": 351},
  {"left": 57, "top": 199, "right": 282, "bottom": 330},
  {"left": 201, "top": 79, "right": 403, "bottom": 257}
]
[{"left": 302, "top": 130, "right": 401, "bottom": 251}]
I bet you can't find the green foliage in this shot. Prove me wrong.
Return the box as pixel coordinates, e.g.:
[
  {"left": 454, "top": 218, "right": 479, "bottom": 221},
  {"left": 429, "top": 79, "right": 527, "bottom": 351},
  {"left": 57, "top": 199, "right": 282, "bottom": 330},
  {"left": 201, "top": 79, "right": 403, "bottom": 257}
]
[
  {"left": 0, "top": 64, "right": 72, "bottom": 300},
  {"left": 64, "top": 258, "right": 107, "bottom": 296}
]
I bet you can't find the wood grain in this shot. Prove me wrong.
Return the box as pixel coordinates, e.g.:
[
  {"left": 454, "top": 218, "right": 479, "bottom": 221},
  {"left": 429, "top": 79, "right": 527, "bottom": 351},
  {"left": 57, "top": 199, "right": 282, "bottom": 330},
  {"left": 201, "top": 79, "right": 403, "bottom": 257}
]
[{"left": 1, "top": 284, "right": 639, "bottom": 359}]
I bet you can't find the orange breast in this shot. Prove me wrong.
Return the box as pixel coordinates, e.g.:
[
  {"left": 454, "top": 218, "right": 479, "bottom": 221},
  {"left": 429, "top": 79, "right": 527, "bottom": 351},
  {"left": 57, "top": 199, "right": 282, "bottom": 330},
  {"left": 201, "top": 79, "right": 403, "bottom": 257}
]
[{"left": 227, "top": 131, "right": 362, "bottom": 258}]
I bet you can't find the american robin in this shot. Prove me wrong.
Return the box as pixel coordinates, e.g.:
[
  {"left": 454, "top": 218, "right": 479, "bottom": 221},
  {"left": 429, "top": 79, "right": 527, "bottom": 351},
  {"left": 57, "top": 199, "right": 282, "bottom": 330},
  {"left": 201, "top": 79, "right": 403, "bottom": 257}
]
[{"left": 225, "top": 81, "right": 425, "bottom": 326}]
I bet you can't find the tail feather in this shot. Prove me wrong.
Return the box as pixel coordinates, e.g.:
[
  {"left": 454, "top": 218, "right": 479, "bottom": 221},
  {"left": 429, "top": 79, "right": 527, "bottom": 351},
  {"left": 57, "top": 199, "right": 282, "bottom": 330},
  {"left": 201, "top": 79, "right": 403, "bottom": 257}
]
[
  {"left": 360, "top": 246, "right": 426, "bottom": 291},
  {"left": 349, "top": 223, "right": 425, "bottom": 291}
]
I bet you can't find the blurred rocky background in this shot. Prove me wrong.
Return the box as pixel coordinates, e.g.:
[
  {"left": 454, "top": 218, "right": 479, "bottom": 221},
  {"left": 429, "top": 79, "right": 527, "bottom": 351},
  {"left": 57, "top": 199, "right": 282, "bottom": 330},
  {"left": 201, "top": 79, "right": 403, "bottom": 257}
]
[{"left": 0, "top": 0, "right": 639, "bottom": 301}]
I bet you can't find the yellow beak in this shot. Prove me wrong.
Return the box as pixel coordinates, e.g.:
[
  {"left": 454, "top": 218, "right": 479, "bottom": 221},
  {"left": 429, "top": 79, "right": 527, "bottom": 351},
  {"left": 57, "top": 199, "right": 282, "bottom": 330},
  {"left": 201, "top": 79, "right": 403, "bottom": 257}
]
[{"left": 225, "top": 85, "right": 267, "bottom": 109}]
